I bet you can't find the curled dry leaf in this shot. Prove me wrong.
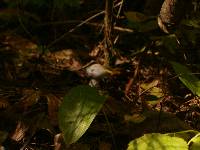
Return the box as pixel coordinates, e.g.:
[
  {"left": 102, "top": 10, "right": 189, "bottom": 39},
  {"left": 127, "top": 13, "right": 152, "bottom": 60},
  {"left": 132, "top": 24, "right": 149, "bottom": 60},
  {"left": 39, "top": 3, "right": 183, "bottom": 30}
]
[
  {"left": 158, "top": 0, "right": 191, "bottom": 33},
  {"left": 9, "top": 121, "right": 28, "bottom": 142},
  {"left": 42, "top": 49, "right": 83, "bottom": 72}
]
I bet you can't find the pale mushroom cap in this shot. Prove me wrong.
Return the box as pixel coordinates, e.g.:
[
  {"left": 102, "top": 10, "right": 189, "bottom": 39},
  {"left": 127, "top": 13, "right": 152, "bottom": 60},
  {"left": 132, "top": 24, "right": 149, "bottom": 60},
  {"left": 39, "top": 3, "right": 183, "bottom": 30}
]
[{"left": 86, "top": 64, "right": 110, "bottom": 78}]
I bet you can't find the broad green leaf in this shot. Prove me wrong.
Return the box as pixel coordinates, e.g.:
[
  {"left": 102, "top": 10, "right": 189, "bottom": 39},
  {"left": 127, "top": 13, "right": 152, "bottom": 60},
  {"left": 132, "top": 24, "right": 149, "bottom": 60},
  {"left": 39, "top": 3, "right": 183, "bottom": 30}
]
[
  {"left": 167, "top": 130, "right": 199, "bottom": 142},
  {"left": 127, "top": 133, "right": 188, "bottom": 150},
  {"left": 171, "top": 61, "right": 200, "bottom": 96},
  {"left": 188, "top": 133, "right": 200, "bottom": 150},
  {"left": 58, "top": 85, "right": 106, "bottom": 145}
]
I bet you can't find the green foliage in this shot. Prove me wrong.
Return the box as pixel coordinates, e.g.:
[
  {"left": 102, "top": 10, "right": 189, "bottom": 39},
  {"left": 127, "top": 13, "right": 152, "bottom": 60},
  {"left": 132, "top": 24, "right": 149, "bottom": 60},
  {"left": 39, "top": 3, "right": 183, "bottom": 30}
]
[
  {"left": 127, "top": 133, "right": 188, "bottom": 150},
  {"left": 58, "top": 85, "right": 106, "bottom": 145},
  {"left": 125, "top": 11, "right": 158, "bottom": 32},
  {"left": 150, "top": 34, "right": 179, "bottom": 55},
  {"left": 171, "top": 61, "right": 200, "bottom": 96},
  {"left": 128, "top": 130, "right": 200, "bottom": 150},
  {"left": 167, "top": 130, "right": 199, "bottom": 142},
  {"left": 181, "top": 19, "right": 200, "bottom": 29},
  {"left": 176, "top": 26, "right": 200, "bottom": 47},
  {"left": 160, "top": 34, "right": 178, "bottom": 54},
  {"left": 140, "top": 80, "right": 164, "bottom": 105},
  {"left": 189, "top": 133, "right": 200, "bottom": 150}
]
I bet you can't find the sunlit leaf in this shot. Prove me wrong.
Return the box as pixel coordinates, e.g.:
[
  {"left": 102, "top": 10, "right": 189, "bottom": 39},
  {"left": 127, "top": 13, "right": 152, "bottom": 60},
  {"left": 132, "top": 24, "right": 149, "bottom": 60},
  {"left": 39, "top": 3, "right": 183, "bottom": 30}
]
[
  {"left": 171, "top": 61, "right": 200, "bottom": 96},
  {"left": 140, "top": 80, "right": 164, "bottom": 105},
  {"left": 127, "top": 133, "right": 188, "bottom": 150},
  {"left": 167, "top": 130, "right": 199, "bottom": 142},
  {"left": 58, "top": 85, "right": 106, "bottom": 145},
  {"left": 189, "top": 133, "right": 200, "bottom": 150},
  {"left": 141, "top": 80, "right": 159, "bottom": 89}
]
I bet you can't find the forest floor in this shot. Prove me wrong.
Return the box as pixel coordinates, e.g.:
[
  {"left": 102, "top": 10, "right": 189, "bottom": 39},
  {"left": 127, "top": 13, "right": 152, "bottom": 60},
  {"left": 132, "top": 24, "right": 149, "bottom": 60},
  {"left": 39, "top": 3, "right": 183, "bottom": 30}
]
[{"left": 0, "top": 0, "right": 200, "bottom": 150}]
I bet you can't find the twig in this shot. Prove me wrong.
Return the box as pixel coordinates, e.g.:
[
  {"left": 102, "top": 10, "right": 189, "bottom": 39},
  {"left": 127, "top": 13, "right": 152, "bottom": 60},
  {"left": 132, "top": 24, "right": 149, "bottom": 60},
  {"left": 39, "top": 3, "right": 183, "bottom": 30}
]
[
  {"left": 39, "top": 21, "right": 134, "bottom": 33},
  {"left": 104, "top": 0, "right": 114, "bottom": 65},
  {"left": 47, "top": 11, "right": 105, "bottom": 48},
  {"left": 116, "top": 0, "right": 124, "bottom": 19},
  {"left": 47, "top": 2, "right": 122, "bottom": 48}
]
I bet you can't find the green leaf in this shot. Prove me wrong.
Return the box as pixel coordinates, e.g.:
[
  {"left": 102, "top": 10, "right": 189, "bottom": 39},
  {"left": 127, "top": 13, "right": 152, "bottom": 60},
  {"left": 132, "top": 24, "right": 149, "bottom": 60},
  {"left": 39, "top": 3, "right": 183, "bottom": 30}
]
[
  {"left": 167, "top": 130, "right": 199, "bottom": 142},
  {"left": 161, "top": 34, "right": 178, "bottom": 54},
  {"left": 181, "top": 19, "right": 200, "bottom": 29},
  {"left": 125, "top": 11, "right": 158, "bottom": 32},
  {"left": 139, "top": 19, "right": 158, "bottom": 32},
  {"left": 171, "top": 61, "right": 200, "bottom": 96},
  {"left": 58, "top": 85, "right": 106, "bottom": 145},
  {"left": 140, "top": 80, "right": 164, "bottom": 105},
  {"left": 189, "top": 133, "right": 200, "bottom": 150},
  {"left": 127, "top": 133, "right": 188, "bottom": 150}
]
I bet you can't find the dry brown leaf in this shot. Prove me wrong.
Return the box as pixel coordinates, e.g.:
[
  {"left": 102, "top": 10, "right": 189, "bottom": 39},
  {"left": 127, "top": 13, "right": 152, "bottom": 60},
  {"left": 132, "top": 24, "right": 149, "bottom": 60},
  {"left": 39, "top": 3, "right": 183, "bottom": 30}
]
[
  {"left": 43, "top": 49, "right": 82, "bottom": 71},
  {"left": 0, "top": 98, "right": 10, "bottom": 109},
  {"left": 1, "top": 34, "right": 36, "bottom": 49},
  {"left": 9, "top": 121, "right": 27, "bottom": 142},
  {"left": 19, "top": 88, "right": 40, "bottom": 111},
  {"left": 46, "top": 94, "right": 62, "bottom": 126}
]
